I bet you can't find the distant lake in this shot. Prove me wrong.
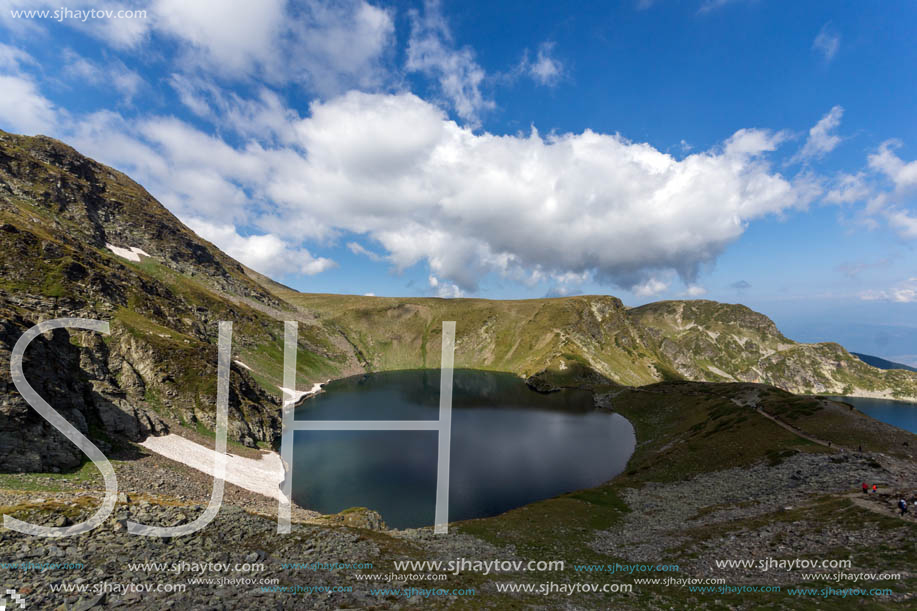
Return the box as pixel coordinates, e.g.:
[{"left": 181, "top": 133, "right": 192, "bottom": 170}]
[
  {"left": 832, "top": 396, "right": 917, "bottom": 434},
  {"left": 291, "top": 370, "right": 635, "bottom": 529}
]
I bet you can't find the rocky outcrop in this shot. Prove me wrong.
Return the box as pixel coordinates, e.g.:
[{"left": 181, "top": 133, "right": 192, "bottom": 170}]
[
  {"left": 0, "top": 300, "right": 290, "bottom": 472},
  {"left": 0, "top": 132, "right": 282, "bottom": 306},
  {"left": 313, "top": 507, "right": 387, "bottom": 531},
  {"left": 627, "top": 300, "right": 917, "bottom": 399},
  {"left": 0, "top": 310, "right": 167, "bottom": 472}
]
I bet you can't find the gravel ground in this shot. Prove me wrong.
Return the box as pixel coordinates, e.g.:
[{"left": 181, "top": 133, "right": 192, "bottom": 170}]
[
  {"left": 0, "top": 446, "right": 508, "bottom": 610},
  {"left": 592, "top": 450, "right": 917, "bottom": 596},
  {"left": 3, "top": 439, "right": 916, "bottom": 609}
]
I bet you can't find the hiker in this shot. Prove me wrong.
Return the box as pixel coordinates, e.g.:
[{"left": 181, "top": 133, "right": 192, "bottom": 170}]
[
  {"left": 873, "top": 484, "right": 878, "bottom": 494},
  {"left": 899, "top": 499, "right": 908, "bottom": 516},
  {"left": 863, "top": 482, "right": 869, "bottom": 494}
]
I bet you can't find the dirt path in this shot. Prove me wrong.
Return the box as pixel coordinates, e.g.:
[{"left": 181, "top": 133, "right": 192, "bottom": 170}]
[
  {"left": 730, "top": 387, "right": 839, "bottom": 449},
  {"left": 848, "top": 491, "right": 917, "bottom": 523},
  {"left": 755, "top": 406, "right": 836, "bottom": 448}
]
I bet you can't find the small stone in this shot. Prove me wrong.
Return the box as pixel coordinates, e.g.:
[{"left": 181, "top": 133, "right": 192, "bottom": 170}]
[{"left": 72, "top": 593, "right": 106, "bottom": 611}]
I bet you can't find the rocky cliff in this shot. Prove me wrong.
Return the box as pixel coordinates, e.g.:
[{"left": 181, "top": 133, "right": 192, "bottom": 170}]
[
  {"left": 267, "top": 290, "right": 917, "bottom": 399},
  {"left": 0, "top": 130, "right": 358, "bottom": 471}
]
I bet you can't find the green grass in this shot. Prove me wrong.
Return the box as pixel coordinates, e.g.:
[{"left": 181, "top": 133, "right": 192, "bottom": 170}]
[{"left": 0, "top": 461, "right": 116, "bottom": 492}]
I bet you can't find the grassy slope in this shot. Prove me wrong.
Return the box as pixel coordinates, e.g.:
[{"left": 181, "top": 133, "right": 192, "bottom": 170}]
[
  {"left": 0, "top": 130, "right": 356, "bottom": 414},
  {"left": 261, "top": 288, "right": 684, "bottom": 387},
  {"left": 257, "top": 287, "right": 917, "bottom": 401},
  {"left": 0, "top": 205, "right": 342, "bottom": 402}
]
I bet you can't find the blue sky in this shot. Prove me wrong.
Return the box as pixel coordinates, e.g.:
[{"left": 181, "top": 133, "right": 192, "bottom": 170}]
[{"left": 0, "top": 1, "right": 915, "bottom": 362}]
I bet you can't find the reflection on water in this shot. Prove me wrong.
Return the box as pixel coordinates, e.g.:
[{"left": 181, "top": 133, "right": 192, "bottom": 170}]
[{"left": 291, "top": 370, "right": 635, "bottom": 528}]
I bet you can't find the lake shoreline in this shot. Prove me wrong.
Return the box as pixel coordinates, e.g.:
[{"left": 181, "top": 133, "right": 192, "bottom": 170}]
[{"left": 821, "top": 393, "right": 917, "bottom": 405}]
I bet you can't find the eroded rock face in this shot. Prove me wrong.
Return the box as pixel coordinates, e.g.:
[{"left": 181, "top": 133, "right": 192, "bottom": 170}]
[
  {"left": 0, "top": 303, "right": 285, "bottom": 471},
  {"left": 1, "top": 315, "right": 111, "bottom": 471},
  {"left": 0, "top": 131, "right": 294, "bottom": 472}
]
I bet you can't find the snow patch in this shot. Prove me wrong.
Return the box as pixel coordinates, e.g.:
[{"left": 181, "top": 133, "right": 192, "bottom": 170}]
[
  {"left": 706, "top": 365, "right": 734, "bottom": 380},
  {"left": 280, "top": 382, "right": 324, "bottom": 407},
  {"left": 139, "top": 434, "right": 287, "bottom": 502},
  {"left": 234, "top": 360, "right": 252, "bottom": 371},
  {"left": 106, "top": 243, "right": 150, "bottom": 263}
]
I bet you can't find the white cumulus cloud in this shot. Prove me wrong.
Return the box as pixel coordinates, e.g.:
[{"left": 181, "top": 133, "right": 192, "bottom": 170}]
[
  {"left": 3, "top": 75, "right": 827, "bottom": 294},
  {"left": 633, "top": 278, "right": 670, "bottom": 298},
  {"left": 406, "top": 0, "right": 493, "bottom": 126},
  {"left": 887, "top": 211, "right": 917, "bottom": 239},
  {"left": 869, "top": 140, "right": 917, "bottom": 192},
  {"left": 793, "top": 105, "right": 844, "bottom": 162},
  {"left": 187, "top": 219, "right": 336, "bottom": 277},
  {"left": 860, "top": 278, "right": 917, "bottom": 303},
  {"left": 0, "top": 74, "right": 58, "bottom": 134},
  {"left": 824, "top": 172, "right": 870, "bottom": 204},
  {"left": 347, "top": 242, "right": 384, "bottom": 262},
  {"left": 268, "top": 92, "right": 811, "bottom": 293},
  {"left": 813, "top": 23, "right": 840, "bottom": 61},
  {"left": 1, "top": 0, "right": 395, "bottom": 97},
  {"left": 429, "top": 274, "right": 463, "bottom": 298},
  {"left": 523, "top": 42, "right": 564, "bottom": 87},
  {"left": 866, "top": 141, "right": 917, "bottom": 239}
]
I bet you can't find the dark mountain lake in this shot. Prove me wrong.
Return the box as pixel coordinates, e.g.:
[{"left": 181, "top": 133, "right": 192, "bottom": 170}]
[
  {"left": 291, "top": 370, "right": 635, "bottom": 529},
  {"left": 832, "top": 396, "right": 917, "bottom": 434}
]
